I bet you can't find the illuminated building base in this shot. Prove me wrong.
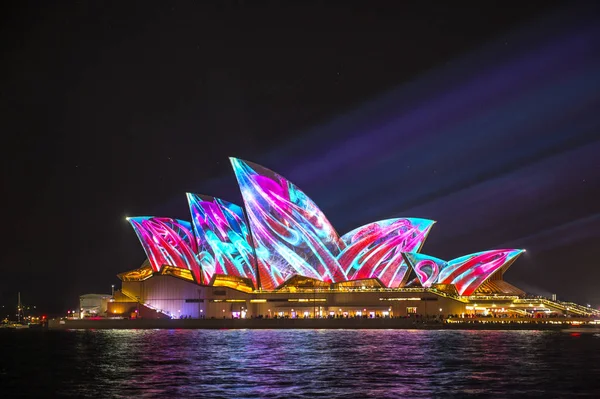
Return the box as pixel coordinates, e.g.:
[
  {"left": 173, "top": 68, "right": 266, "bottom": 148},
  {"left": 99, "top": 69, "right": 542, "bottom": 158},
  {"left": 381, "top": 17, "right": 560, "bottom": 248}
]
[{"left": 107, "top": 271, "right": 599, "bottom": 320}]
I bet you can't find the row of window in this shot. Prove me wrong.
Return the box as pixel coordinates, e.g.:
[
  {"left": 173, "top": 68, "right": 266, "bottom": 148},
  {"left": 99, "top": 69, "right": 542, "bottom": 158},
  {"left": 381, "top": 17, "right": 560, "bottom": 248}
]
[{"left": 186, "top": 297, "right": 439, "bottom": 304}]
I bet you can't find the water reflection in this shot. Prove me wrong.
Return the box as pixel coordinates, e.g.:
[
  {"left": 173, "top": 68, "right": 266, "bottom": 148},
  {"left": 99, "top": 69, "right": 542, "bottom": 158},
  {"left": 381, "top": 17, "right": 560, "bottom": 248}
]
[{"left": 2, "top": 329, "right": 600, "bottom": 398}]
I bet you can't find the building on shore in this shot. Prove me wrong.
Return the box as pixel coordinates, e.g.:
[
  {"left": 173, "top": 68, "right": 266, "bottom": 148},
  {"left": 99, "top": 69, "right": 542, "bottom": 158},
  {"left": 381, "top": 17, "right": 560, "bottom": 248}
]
[
  {"left": 107, "top": 158, "right": 598, "bottom": 320},
  {"left": 79, "top": 294, "right": 112, "bottom": 318}
]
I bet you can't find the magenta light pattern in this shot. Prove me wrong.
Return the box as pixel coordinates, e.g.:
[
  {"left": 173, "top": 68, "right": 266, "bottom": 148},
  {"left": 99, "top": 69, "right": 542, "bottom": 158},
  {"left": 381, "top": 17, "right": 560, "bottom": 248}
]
[
  {"left": 187, "top": 193, "right": 257, "bottom": 287},
  {"left": 401, "top": 252, "right": 448, "bottom": 288},
  {"left": 338, "top": 218, "right": 435, "bottom": 288},
  {"left": 127, "top": 217, "right": 202, "bottom": 283},
  {"left": 403, "top": 250, "right": 524, "bottom": 295},
  {"left": 438, "top": 249, "right": 524, "bottom": 296},
  {"left": 231, "top": 158, "right": 345, "bottom": 290},
  {"left": 126, "top": 157, "right": 526, "bottom": 295}
]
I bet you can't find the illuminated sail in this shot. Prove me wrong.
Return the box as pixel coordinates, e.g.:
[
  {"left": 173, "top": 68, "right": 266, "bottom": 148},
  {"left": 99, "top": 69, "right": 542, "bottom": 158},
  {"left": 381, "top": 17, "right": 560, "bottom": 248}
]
[
  {"left": 127, "top": 217, "right": 202, "bottom": 283},
  {"left": 231, "top": 158, "right": 345, "bottom": 290},
  {"left": 187, "top": 193, "right": 257, "bottom": 287},
  {"left": 339, "top": 218, "right": 435, "bottom": 287},
  {"left": 404, "top": 249, "right": 525, "bottom": 295}
]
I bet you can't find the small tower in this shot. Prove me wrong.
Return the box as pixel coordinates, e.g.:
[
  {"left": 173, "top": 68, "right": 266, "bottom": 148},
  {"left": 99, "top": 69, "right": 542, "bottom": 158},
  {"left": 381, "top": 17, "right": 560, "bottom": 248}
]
[{"left": 17, "top": 292, "right": 23, "bottom": 323}]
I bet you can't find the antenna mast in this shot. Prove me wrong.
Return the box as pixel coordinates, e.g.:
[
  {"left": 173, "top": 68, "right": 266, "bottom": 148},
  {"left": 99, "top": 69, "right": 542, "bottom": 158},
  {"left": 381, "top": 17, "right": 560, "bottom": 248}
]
[{"left": 17, "top": 292, "right": 22, "bottom": 323}]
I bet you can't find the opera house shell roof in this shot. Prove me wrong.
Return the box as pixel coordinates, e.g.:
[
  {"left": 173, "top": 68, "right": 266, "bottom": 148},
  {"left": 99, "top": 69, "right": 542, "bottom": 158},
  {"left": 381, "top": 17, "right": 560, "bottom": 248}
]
[{"left": 125, "top": 158, "right": 524, "bottom": 295}]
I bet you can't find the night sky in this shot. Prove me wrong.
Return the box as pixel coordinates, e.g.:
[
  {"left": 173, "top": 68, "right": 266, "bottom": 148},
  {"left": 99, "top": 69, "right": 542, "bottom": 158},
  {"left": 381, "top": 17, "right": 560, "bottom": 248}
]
[{"left": 2, "top": 1, "right": 599, "bottom": 314}]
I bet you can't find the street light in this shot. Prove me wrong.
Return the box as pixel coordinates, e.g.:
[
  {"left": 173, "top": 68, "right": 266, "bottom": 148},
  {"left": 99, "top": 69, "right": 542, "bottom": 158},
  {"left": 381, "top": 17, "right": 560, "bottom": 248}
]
[{"left": 111, "top": 284, "right": 115, "bottom": 296}]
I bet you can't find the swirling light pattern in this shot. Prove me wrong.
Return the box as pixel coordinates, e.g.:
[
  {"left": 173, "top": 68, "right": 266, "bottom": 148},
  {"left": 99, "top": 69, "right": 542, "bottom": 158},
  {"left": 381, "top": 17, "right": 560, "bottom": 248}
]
[
  {"left": 438, "top": 249, "right": 524, "bottom": 296},
  {"left": 231, "top": 158, "right": 345, "bottom": 290},
  {"left": 403, "top": 250, "right": 524, "bottom": 295},
  {"left": 127, "top": 217, "right": 202, "bottom": 284},
  {"left": 126, "top": 159, "right": 525, "bottom": 295},
  {"left": 401, "top": 252, "right": 447, "bottom": 288},
  {"left": 187, "top": 193, "right": 258, "bottom": 287},
  {"left": 339, "top": 218, "right": 435, "bottom": 288}
]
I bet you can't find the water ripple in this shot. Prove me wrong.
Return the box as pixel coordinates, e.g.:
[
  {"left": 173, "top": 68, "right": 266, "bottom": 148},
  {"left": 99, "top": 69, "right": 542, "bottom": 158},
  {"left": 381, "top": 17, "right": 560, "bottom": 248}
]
[{"left": 1, "top": 329, "right": 600, "bottom": 398}]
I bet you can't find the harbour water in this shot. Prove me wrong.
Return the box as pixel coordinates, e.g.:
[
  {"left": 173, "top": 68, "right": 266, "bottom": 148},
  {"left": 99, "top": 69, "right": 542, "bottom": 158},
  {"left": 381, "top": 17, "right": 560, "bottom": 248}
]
[{"left": 1, "top": 329, "right": 600, "bottom": 398}]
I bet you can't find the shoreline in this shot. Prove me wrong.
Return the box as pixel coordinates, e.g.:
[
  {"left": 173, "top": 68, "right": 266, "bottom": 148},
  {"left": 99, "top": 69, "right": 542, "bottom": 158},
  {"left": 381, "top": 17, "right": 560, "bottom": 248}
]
[{"left": 45, "top": 318, "right": 599, "bottom": 331}]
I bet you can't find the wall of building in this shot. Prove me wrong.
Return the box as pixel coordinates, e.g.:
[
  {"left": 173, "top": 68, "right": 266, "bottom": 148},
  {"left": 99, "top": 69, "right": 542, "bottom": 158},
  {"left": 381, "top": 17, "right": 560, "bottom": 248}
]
[
  {"left": 122, "top": 276, "right": 252, "bottom": 318},
  {"left": 79, "top": 294, "right": 112, "bottom": 317},
  {"left": 246, "top": 291, "right": 467, "bottom": 318},
  {"left": 122, "top": 277, "right": 202, "bottom": 318},
  {"left": 117, "top": 276, "right": 469, "bottom": 319},
  {"left": 107, "top": 301, "right": 170, "bottom": 319}
]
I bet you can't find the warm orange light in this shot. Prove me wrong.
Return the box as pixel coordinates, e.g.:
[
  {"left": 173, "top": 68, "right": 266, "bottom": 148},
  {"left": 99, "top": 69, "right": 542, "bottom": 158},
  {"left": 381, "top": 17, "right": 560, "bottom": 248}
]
[
  {"left": 118, "top": 264, "right": 154, "bottom": 281},
  {"left": 212, "top": 275, "right": 254, "bottom": 293},
  {"left": 161, "top": 266, "right": 195, "bottom": 282}
]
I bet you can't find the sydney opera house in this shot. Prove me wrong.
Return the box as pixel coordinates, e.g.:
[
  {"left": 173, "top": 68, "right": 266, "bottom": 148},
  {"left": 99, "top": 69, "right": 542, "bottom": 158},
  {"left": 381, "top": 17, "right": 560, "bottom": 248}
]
[{"left": 108, "top": 158, "right": 595, "bottom": 319}]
